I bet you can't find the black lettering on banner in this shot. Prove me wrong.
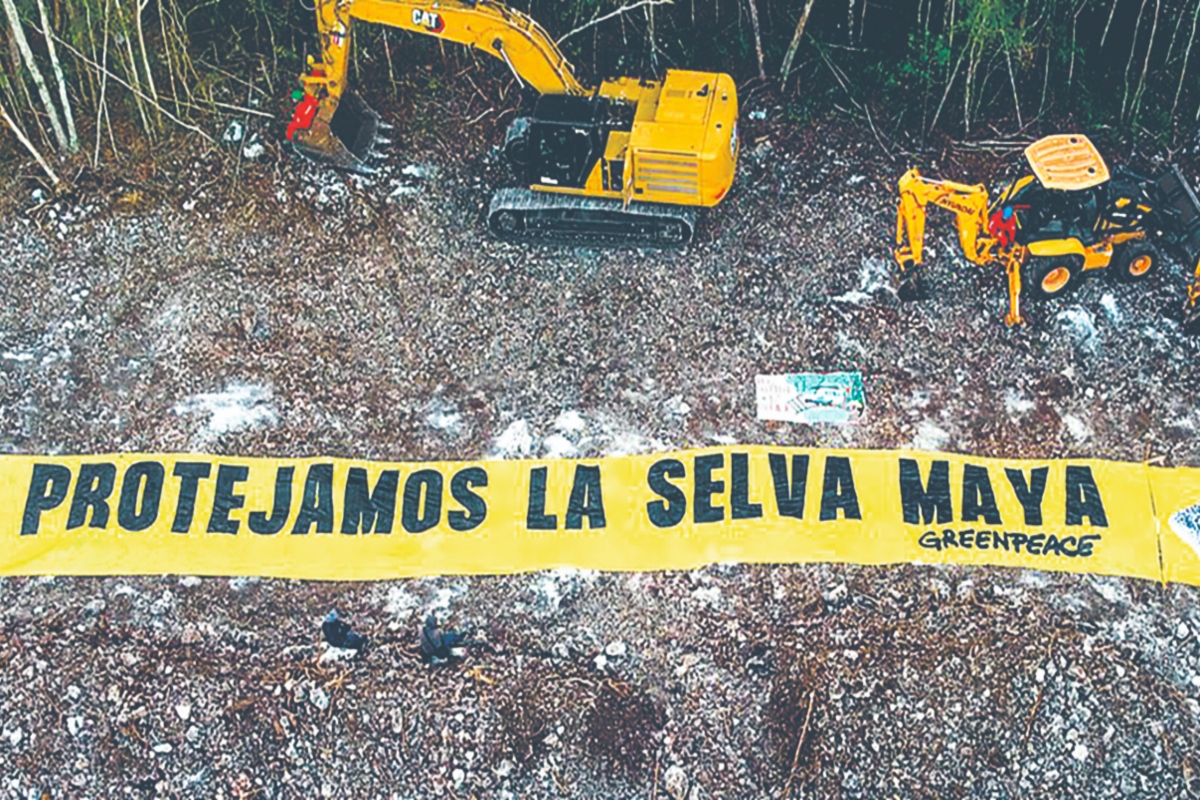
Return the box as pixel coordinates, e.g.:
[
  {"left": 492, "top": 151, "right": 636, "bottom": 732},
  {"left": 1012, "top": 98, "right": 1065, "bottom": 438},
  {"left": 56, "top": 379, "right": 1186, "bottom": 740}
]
[
  {"left": 820, "top": 456, "right": 861, "bottom": 521},
  {"left": 208, "top": 465, "right": 250, "bottom": 534},
  {"left": 768, "top": 453, "right": 808, "bottom": 520},
  {"left": 292, "top": 463, "right": 335, "bottom": 534},
  {"left": 402, "top": 469, "right": 443, "bottom": 534},
  {"left": 566, "top": 465, "right": 606, "bottom": 530},
  {"left": 117, "top": 461, "right": 164, "bottom": 532},
  {"left": 67, "top": 462, "right": 117, "bottom": 530},
  {"left": 1042, "top": 534, "right": 1064, "bottom": 557},
  {"left": 647, "top": 459, "right": 686, "bottom": 528},
  {"left": 248, "top": 467, "right": 294, "bottom": 535},
  {"left": 448, "top": 467, "right": 488, "bottom": 531},
  {"left": 1065, "top": 466, "right": 1108, "bottom": 527},
  {"left": 900, "top": 459, "right": 952, "bottom": 525},
  {"left": 961, "top": 464, "right": 1002, "bottom": 525},
  {"left": 917, "top": 528, "right": 1092, "bottom": 558},
  {"left": 21, "top": 464, "right": 72, "bottom": 535},
  {"left": 694, "top": 454, "right": 725, "bottom": 524},
  {"left": 172, "top": 462, "right": 212, "bottom": 533},
  {"left": 1005, "top": 467, "right": 1048, "bottom": 526},
  {"left": 730, "top": 453, "right": 763, "bottom": 520},
  {"left": 526, "top": 467, "right": 558, "bottom": 530},
  {"left": 343, "top": 468, "right": 398, "bottom": 534}
]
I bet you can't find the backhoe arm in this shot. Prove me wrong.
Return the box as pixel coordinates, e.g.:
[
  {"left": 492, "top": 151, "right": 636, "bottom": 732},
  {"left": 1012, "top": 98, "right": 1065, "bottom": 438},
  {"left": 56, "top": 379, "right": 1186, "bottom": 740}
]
[
  {"left": 893, "top": 167, "right": 1032, "bottom": 325},
  {"left": 894, "top": 168, "right": 994, "bottom": 271}
]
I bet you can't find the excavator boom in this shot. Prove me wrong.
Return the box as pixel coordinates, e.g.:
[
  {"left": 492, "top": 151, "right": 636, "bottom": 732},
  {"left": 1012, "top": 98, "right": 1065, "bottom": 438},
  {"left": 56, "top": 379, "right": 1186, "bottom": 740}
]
[{"left": 291, "top": 0, "right": 586, "bottom": 171}]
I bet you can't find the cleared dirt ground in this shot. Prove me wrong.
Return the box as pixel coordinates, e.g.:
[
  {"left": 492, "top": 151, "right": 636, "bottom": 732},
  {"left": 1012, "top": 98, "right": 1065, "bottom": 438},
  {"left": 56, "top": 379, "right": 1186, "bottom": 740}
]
[{"left": 2, "top": 83, "right": 1200, "bottom": 797}]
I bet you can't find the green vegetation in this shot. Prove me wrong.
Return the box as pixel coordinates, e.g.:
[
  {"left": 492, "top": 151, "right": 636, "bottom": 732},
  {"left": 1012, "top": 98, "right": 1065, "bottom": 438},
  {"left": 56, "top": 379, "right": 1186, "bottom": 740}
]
[{"left": 1, "top": 0, "right": 1199, "bottom": 184}]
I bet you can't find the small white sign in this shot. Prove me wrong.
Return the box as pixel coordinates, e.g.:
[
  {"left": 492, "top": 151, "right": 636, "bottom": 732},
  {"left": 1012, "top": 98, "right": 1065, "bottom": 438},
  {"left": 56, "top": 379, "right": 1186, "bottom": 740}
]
[{"left": 756, "top": 372, "right": 866, "bottom": 425}]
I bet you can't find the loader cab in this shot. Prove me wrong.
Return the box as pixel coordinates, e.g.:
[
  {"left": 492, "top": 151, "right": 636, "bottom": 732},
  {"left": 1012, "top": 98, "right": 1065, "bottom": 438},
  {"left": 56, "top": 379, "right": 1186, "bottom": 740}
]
[
  {"left": 1008, "top": 182, "right": 1104, "bottom": 246},
  {"left": 1009, "top": 133, "right": 1111, "bottom": 246}
]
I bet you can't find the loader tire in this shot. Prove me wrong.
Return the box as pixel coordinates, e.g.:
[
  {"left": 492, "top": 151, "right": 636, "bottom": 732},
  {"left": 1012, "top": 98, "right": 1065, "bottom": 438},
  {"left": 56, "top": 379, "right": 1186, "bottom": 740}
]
[
  {"left": 1110, "top": 241, "right": 1160, "bottom": 283},
  {"left": 1023, "top": 254, "right": 1083, "bottom": 301}
]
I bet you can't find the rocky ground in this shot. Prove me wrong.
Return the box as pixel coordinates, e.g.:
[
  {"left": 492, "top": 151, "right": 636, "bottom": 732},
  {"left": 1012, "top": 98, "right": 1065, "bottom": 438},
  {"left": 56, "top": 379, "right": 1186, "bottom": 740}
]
[{"left": 2, "top": 69, "right": 1200, "bottom": 796}]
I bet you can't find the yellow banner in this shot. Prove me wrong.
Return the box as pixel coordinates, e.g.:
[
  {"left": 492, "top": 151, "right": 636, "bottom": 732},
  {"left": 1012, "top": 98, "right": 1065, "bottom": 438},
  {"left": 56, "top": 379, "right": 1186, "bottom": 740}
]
[
  {"left": 1, "top": 447, "right": 1173, "bottom": 583},
  {"left": 1149, "top": 466, "right": 1200, "bottom": 586}
]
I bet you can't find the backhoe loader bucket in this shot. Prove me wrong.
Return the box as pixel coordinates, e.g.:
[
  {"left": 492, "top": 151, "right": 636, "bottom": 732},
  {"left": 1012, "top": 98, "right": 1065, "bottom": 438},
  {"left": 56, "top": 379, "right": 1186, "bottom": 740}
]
[
  {"left": 291, "top": 92, "right": 388, "bottom": 174},
  {"left": 1152, "top": 165, "right": 1200, "bottom": 335},
  {"left": 1155, "top": 165, "right": 1200, "bottom": 265}
]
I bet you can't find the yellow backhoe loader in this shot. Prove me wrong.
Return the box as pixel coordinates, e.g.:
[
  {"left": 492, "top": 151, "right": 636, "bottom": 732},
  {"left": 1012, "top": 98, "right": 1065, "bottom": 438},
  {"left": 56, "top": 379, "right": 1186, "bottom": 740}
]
[
  {"left": 893, "top": 134, "right": 1200, "bottom": 333},
  {"left": 284, "top": 0, "right": 739, "bottom": 246}
]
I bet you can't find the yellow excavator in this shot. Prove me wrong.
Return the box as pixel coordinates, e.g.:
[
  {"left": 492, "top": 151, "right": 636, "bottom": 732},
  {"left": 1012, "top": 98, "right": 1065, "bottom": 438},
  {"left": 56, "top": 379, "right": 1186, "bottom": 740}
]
[
  {"left": 893, "top": 134, "right": 1200, "bottom": 333},
  {"left": 284, "top": 0, "right": 739, "bottom": 245}
]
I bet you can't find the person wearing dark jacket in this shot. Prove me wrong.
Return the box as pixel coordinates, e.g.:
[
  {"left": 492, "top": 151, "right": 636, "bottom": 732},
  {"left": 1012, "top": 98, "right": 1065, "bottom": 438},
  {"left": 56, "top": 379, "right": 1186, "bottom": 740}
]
[
  {"left": 419, "top": 613, "right": 468, "bottom": 664},
  {"left": 322, "top": 610, "right": 368, "bottom": 652}
]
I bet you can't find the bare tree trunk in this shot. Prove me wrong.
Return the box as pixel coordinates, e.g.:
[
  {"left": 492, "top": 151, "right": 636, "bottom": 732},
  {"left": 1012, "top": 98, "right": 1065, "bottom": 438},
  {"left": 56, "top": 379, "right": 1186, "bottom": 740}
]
[
  {"left": 1130, "top": 0, "right": 1160, "bottom": 120},
  {"left": 747, "top": 0, "right": 766, "bottom": 80},
  {"left": 964, "top": 40, "right": 979, "bottom": 136},
  {"left": 0, "top": 94, "right": 62, "bottom": 185},
  {"left": 1100, "top": 0, "right": 1119, "bottom": 48},
  {"left": 1005, "top": 45, "right": 1022, "bottom": 129},
  {"left": 1, "top": 0, "right": 68, "bottom": 152},
  {"left": 118, "top": 19, "right": 152, "bottom": 136},
  {"left": 779, "top": 0, "right": 817, "bottom": 90},
  {"left": 136, "top": 0, "right": 159, "bottom": 112},
  {"left": 1039, "top": 42, "right": 1051, "bottom": 118},
  {"left": 647, "top": 3, "right": 656, "bottom": 73},
  {"left": 33, "top": 0, "right": 76, "bottom": 152},
  {"left": 94, "top": 0, "right": 112, "bottom": 166},
  {"left": 929, "top": 46, "right": 967, "bottom": 133},
  {"left": 78, "top": 0, "right": 99, "bottom": 109},
  {"left": 1068, "top": 0, "right": 1087, "bottom": 89},
  {"left": 157, "top": 0, "right": 182, "bottom": 115},
  {"left": 1172, "top": 0, "right": 1200, "bottom": 118},
  {"left": 1121, "top": 0, "right": 1149, "bottom": 121}
]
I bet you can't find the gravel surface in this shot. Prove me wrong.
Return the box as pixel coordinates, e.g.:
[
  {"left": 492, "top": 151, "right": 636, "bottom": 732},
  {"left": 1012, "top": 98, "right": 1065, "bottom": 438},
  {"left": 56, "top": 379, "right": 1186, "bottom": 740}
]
[{"left": 2, "top": 85, "right": 1200, "bottom": 796}]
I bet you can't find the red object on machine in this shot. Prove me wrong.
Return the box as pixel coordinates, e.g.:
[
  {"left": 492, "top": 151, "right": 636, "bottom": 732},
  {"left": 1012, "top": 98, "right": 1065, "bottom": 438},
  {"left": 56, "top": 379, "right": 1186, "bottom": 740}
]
[
  {"left": 286, "top": 93, "right": 321, "bottom": 140},
  {"left": 987, "top": 205, "right": 1027, "bottom": 249}
]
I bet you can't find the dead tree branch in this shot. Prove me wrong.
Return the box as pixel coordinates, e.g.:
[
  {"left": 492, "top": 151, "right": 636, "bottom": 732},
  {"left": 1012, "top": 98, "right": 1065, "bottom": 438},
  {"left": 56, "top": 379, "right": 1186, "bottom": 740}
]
[
  {"left": 0, "top": 95, "right": 62, "bottom": 186},
  {"left": 557, "top": 0, "right": 673, "bottom": 45}
]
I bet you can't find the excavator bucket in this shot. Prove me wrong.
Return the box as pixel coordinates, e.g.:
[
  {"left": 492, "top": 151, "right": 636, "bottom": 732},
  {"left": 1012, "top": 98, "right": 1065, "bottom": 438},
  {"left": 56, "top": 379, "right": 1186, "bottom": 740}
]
[{"left": 291, "top": 92, "right": 388, "bottom": 174}]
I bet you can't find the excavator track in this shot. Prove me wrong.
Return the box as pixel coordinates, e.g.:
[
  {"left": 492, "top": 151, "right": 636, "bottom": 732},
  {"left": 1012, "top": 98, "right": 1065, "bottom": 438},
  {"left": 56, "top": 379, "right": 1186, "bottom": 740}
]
[{"left": 486, "top": 188, "right": 697, "bottom": 248}]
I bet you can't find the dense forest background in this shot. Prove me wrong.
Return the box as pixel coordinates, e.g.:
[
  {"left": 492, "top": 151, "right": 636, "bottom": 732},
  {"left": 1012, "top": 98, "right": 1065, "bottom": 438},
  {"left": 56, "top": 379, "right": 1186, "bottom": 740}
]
[{"left": 1, "top": 0, "right": 1199, "bottom": 183}]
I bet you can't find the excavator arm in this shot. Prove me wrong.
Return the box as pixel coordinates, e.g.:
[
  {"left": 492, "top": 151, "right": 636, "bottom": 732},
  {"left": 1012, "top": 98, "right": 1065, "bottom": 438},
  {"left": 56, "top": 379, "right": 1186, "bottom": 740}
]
[{"left": 290, "top": 0, "right": 587, "bottom": 171}]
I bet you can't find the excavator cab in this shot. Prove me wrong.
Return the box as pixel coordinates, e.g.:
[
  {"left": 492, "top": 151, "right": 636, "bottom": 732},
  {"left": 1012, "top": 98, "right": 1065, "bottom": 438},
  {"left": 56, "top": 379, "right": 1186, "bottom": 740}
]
[{"left": 514, "top": 95, "right": 624, "bottom": 189}]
